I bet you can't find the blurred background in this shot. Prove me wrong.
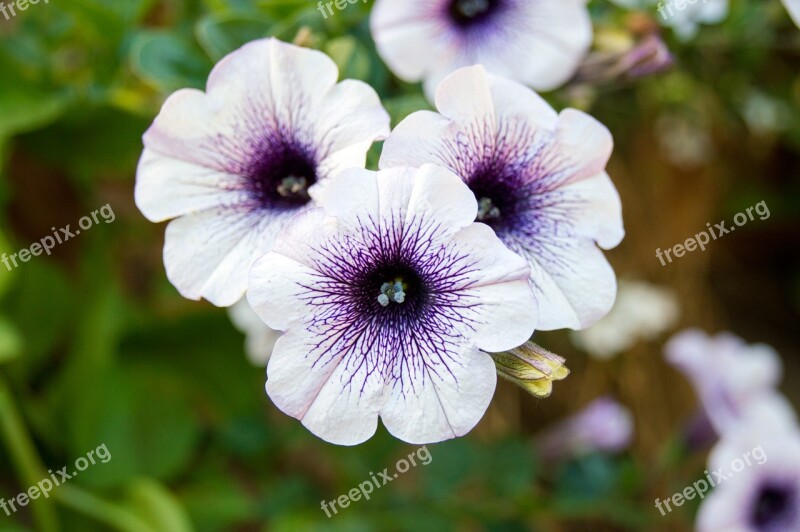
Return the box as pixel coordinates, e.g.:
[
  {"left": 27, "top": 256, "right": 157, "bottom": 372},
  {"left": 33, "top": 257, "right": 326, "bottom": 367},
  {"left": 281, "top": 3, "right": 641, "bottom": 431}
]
[{"left": 0, "top": 0, "right": 798, "bottom": 530}]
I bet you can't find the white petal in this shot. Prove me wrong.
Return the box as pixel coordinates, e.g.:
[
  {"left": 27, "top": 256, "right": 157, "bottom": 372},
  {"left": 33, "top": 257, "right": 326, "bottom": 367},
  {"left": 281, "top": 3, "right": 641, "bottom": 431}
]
[
  {"left": 266, "top": 330, "right": 384, "bottom": 446},
  {"left": 164, "top": 207, "right": 293, "bottom": 307},
  {"left": 441, "top": 222, "right": 537, "bottom": 350},
  {"left": 465, "top": 0, "right": 592, "bottom": 92},
  {"left": 135, "top": 148, "right": 246, "bottom": 223},
  {"left": 370, "top": 0, "right": 451, "bottom": 82},
  {"left": 379, "top": 111, "right": 456, "bottom": 169},
  {"left": 784, "top": 0, "right": 800, "bottom": 28},
  {"left": 404, "top": 164, "right": 478, "bottom": 233},
  {"left": 247, "top": 215, "right": 330, "bottom": 330},
  {"left": 555, "top": 109, "right": 615, "bottom": 184},
  {"left": 525, "top": 239, "right": 618, "bottom": 331},
  {"left": 313, "top": 79, "right": 391, "bottom": 169},
  {"left": 380, "top": 346, "right": 496, "bottom": 444},
  {"left": 203, "top": 38, "right": 339, "bottom": 130},
  {"left": 228, "top": 298, "right": 281, "bottom": 366},
  {"left": 508, "top": 172, "right": 623, "bottom": 330}
]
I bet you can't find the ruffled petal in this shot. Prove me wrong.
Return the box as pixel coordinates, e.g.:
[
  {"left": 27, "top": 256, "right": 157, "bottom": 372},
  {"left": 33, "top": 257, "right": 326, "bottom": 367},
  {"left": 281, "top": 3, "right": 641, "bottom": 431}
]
[
  {"left": 164, "top": 207, "right": 294, "bottom": 306},
  {"left": 135, "top": 148, "right": 247, "bottom": 222},
  {"left": 266, "top": 329, "right": 385, "bottom": 446},
  {"left": 380, "top": 346, "right": 496, "bottom": 443}
]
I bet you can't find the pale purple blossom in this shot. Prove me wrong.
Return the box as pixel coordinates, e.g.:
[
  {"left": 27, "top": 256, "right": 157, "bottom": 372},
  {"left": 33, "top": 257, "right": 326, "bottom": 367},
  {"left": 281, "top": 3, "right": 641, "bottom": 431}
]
[
  {"left": 135, "top": 38, "right": 390, "bottom": 306},
  {"left": 370, "top": 0, "right": 592, "bottom": 100},
  {"left": 538, "top": 396, "right": 634, "bottom": 459},
  {"left": 247, "top": 165, "right": 537, "bottom": 445},
  {"left": 665, "top": 329, "right": 793, "bottom": 436},
  {"left": 381, "top": 66, "right": 624, "bottom": 331}
]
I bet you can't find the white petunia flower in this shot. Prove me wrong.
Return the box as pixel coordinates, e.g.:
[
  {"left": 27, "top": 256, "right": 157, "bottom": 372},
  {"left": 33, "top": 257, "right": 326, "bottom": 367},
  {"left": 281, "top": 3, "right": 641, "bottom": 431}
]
[
  {"left": 784, "top": 0, "right": 800, "bottom": 29},
  {"left": 135, "top": 38, "right": 390, "bottom": 307},
  {"left": 571, "top": 280, "right": 679, "bottom": 359},
  {"left": 655, "top": 0, "right": 728, "bottom": 40},
  {"left": 697, "top": 401, "right": 800, "bottom": 532},
  {"left": 370, "top": 0, "right": 592, "bottom": 100},
  {"left": 380, "top": 66, "right": 624, "bottom": 331},
  {"left": 537, "top": 396, "right": 634, "bottom": 460},
  {"left": 247, "top": 165, "right": 537, "bottom": 445},
  {"left": 228, "top": 298, "right": 281, "bottom": 367},
  {"left": 665, "top": 329, "right": 794, "bottom": 435}
]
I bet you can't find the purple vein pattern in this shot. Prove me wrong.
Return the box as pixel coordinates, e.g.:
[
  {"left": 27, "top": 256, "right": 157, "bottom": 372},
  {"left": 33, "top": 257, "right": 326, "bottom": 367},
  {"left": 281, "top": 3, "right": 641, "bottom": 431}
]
[{"left": 297, "top": 212, "right": 482, "bottom": 396}]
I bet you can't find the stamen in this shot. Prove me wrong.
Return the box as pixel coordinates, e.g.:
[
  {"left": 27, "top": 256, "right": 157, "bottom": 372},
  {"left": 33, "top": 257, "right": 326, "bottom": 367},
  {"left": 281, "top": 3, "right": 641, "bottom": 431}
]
[
  {"left": 455, "top": 0, "right": 491, "bottom": 18},
  {"left": 277, "top": 175, "right": 310, "bottom": 200},
  {"left": 378, "top": 280, "right": 407, "bottom": 307},
  {"left": 477, "top": 197, "right": 501, "bottom": 222}
]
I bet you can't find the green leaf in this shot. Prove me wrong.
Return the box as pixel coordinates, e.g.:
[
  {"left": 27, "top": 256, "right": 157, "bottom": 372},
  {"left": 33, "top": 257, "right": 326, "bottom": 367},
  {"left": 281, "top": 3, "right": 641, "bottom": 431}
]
[
  {"left": 325, "top": 36, "right": 372, "bottom": 81},
  {"left": 196, "top": 13, "right": 275, "bottom": 61},
  {"left": 130, "top": 31, "right": 212, "bottom": 93},
  {"left": 19, "top": 106, "right": 151, "bottom": 182},
  {"left": 0, "top": 316, "right": 22, "bottom": 365},
  {"left": 121, "top": 478, "right": 193, "bottom": 532},
  {"left": 0, "top": 82, "right": 69, "bottom": 138},
  {"left": 67, "top": 365, "right": 202, "bottom": 487}
]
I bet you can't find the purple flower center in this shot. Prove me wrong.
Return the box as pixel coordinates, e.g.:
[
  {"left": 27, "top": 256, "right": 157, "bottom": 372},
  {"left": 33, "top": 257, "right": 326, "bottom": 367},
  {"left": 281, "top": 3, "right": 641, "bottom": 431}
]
[
  {"left": 364, "top": 263, "right": 425, "bottom": 315},
  {"left": 467, "top": 167, "right": 519, "bottom": 231},
  {"left": 448, "top": 0, "right": 502, "bottom": 27},
  {"left": 751, "top": 481, "right": 797, "bottom": 530},
  {"left": 246, "top": 139, "right": 318, "bottom": 210}
]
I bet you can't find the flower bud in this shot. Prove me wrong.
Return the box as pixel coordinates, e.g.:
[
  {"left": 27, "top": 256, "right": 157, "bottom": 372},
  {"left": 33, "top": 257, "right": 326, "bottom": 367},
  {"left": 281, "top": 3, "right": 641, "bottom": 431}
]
[{"left": 490, "top": 342, "right": 569, "bottom": 398}]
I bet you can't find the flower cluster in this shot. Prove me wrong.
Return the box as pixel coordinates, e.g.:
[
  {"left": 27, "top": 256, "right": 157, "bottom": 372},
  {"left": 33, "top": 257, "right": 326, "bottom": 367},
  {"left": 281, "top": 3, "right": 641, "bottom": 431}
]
[
  {"left": 135, "top": 0, "right": 632, "bottom": 445},
  {"left": 666, "top": 331, "right": 800, "bottom": 531}
]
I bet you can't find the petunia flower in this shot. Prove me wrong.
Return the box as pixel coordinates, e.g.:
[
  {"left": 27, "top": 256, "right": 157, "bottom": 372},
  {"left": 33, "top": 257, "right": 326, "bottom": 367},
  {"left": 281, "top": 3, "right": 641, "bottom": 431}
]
[
  {"left": 135, "top": 38, "right": 390, "bottom": 307},
  {"left": 571, "top": 280, "right": 679, "bottom": 359},
  {"left": 247, "top": 165, "right": 538, "bottom": 445},
  {"left": 665, "top": 329, "right": 794, "bottom": 436},
  {"left": 380, "top": 66, "right": 624, "bottom": 331},
  {"left": 228, "top": 298, "right": 281, "bottom": 367},
  {"left": 696, "top": 400, "right": 800, "bottom": 532},
  {"left": 537, "top": 396, "right": 634, "bottom": 460},
  {"left": 370, "top": 0, "right": 592, "bottom": 100}
]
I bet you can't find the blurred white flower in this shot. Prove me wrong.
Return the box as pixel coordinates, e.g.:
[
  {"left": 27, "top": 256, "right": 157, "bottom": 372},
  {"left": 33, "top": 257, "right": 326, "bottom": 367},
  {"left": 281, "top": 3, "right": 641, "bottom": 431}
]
[
  {"left": 228, "top": 298, "right": 280, "bottom": 367},
  {"left": 742, "top": 91, "right": 790, "bottom": 135},
  {"left": 538, "top": 396, "right": 634, "bottom": 460},
  {"left": 784, "top": 0, "right": 800, "bottom": 28},
  {"left": 655, "top": 113, "right": 714, "bottom": 168},
  {"left": 697, "top": 400, "right": 800, "bottom": 532},
  {"left": 571, "top": 280, "right": 679, "bottom": 359},
  {"left": 370, "top": 0, "right": 592, "bottom": 100},
  {"left": 665, "top": 329, "right": 794, "bottom": 435}
]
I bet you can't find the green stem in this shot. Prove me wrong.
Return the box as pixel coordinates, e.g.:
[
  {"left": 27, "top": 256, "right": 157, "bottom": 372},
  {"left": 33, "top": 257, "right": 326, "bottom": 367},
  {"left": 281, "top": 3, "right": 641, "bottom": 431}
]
[
  {"left": 0, "top": 374, "right": 59, "bottom": 532},
  {"left": 54, "top": 485, "right": 152, "bottom": 532}
]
